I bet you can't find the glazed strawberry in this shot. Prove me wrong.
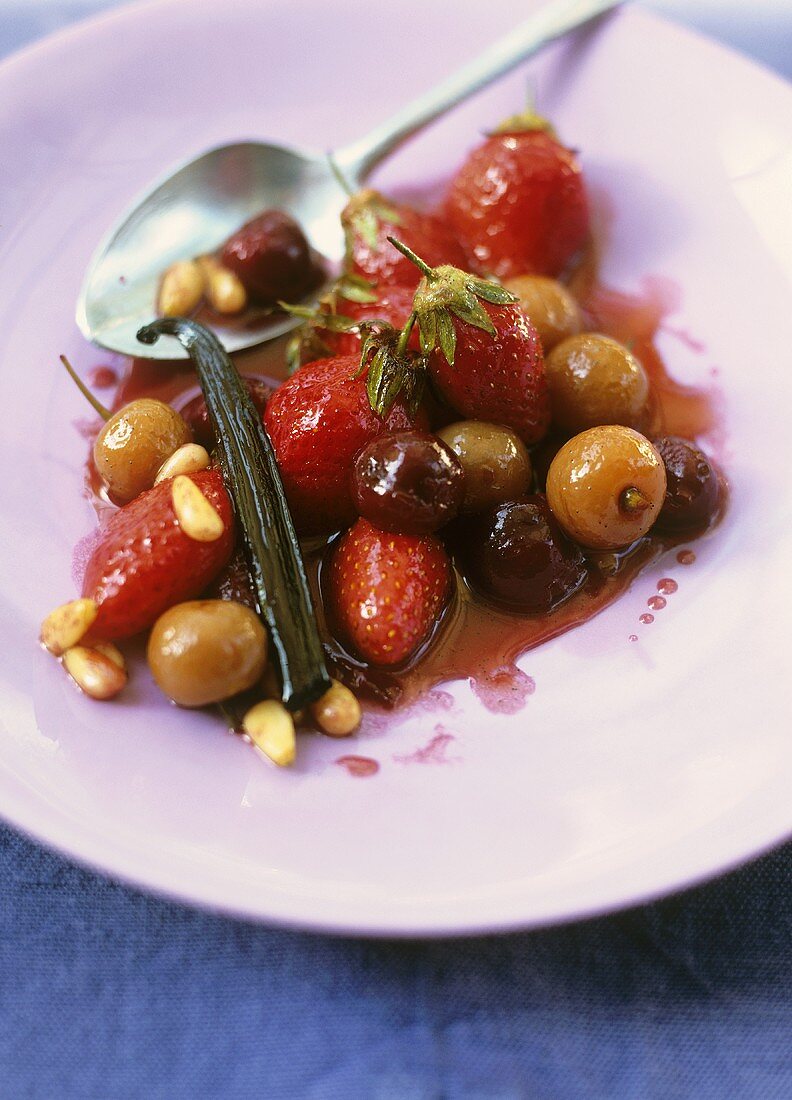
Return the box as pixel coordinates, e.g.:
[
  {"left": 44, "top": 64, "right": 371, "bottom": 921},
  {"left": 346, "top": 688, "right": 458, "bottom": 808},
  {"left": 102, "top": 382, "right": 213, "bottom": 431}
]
[
  {"left": 444, "top": 111, "right": 589, "bottom": 278},
  {"left": 342, "top": 189, "right": 467, "bottom": 289},
  {"left": 391, "top": 239, "right": 550, "bottom": 445},
  {"left": 287, "top": 278, "right": 417, "bottom": 370},
  {"left": 264, "top": 353, "right": 428, "bottom": 536},
  {"left": 327, "top": 518, "right": 452, "bottom": 666},
  {"left": 332, "top": 284, "right": 417, "bottom": 357},
  {"left": 82, "top": 468, "right": 235, "bottom": 640}
]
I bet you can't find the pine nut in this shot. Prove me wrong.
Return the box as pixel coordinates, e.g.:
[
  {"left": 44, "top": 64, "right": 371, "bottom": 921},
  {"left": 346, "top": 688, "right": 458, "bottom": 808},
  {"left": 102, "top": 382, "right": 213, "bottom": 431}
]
[
  {"left": 171, "top": 475, "right": 224, "bottom": 542},
  {"left": 40, "top": 598, "right": 98, "bottom": 656},
  {"left": 93, "top": 642, "right": 126, "bottom": 671},
  {"left": 158, "top": 259, "right": 206, "bottom": 317},
  {"left": 155, "top": 443, "right": 211, "bottom": 484},
  {"left": 63, "top": 645, "right": 127, "bottom": 700},
  {"left": 310, "top": 680, "right": 361, "bottom": 737},
  {"left": 243, "top": 700, "right": 296, "bottom": 767},
  {"left": 198, "top": 255, "right": 247, "bottom": 315}
]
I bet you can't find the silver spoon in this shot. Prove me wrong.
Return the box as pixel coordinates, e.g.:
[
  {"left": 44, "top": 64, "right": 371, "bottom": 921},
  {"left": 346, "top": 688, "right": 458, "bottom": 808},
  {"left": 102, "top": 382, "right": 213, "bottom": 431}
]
[{"left": 76, "top": 0, "right": 621, "bottom": 360}]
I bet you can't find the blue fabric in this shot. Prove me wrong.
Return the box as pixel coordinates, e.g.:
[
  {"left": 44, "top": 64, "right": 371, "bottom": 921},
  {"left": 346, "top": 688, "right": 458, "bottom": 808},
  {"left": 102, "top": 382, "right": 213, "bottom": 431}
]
[
  {"left": 2, "top": 6, "right": 791, "bottom": 1097},
  {"left": 1, "top": 824, "right": 791, "bottom": 1098}
]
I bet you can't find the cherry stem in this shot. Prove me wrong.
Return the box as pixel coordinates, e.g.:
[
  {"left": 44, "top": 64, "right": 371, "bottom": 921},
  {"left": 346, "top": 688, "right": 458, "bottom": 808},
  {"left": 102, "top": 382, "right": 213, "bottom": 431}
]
[
  {"left": 386, "top": 236, "right": 436, "bottom": 280},
  {"left": 396, "top": 312, "right": 417, "bottom": 357},
  {"left": 60, "top": 355, "right": 111, "bottom": 421}
]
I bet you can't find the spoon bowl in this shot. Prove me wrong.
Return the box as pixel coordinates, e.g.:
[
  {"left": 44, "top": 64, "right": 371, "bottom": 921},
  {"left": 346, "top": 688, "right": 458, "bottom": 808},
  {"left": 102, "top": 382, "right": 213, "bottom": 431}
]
[
  {"left": 76, "top": 142, "right": 355, "bottom": 360},
  {"left": 76, "top": 0, "right": 621, "bottom": 360}
]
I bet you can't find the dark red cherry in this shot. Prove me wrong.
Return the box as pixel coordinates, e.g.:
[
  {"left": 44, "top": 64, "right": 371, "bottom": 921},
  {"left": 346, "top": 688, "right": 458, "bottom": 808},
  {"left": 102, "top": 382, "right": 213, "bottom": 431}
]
[
  {"left": 180, "top": 377, "right": 273, "bottom": 449},
  {"left": 653, "top": 436, "right": 721, "bottom": 531},
  {"left": 457, "top": 495, "right": 588, "bottom": 612},
  {"left": 352, "top": 431, "right": 465, "bottom": 535},
  {"left": 220, "top": 209, "right": 323, "bottom": 304}
]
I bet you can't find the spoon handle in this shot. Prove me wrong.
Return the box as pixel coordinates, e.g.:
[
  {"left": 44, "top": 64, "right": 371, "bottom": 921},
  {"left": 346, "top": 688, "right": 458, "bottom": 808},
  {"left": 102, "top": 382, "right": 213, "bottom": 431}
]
[{"left": 335, "top": 0, "right": 623, "bottom": 181}]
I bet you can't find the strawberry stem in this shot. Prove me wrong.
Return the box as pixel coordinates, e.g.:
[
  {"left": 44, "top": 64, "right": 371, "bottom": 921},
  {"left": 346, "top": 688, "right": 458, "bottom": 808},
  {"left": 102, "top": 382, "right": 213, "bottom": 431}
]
[
  {"left": 386, "top": 236, "right": 436, "bottom": 280},
  {"left": 396, "top": 312, "right": 417, "bottom": 357},
  {"left": 60, "top": 355, "right": 112, "bottom": 421}
]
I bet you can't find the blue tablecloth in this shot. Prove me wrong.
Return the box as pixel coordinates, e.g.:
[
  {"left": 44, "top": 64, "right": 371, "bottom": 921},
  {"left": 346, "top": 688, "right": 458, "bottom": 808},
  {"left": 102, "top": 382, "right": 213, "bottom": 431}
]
[
  {"left": 2, "top": 5, "right": 791, "bottom": 1097},
  {"left": 2, "top": 826, "right": 790, "bottom": 1098}
]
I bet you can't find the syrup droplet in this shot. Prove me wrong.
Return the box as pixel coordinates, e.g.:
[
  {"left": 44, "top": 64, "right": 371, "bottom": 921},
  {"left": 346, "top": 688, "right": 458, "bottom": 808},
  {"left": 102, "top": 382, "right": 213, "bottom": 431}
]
[
  {"left": 74, "top": 416, "right": 104, "bottom": 440},
  {"left": 393, "top": 726, "right": 458, "bottom": 765},
  {"left": 88, "top": 365, "right": 118, "bottom": 389},
  {"left": 628, "top": 634, "right": 638, "bottom": 642},
  {"left": 657, "top": 578, "right": 678, "bottom": 595},
  {"left": 336, "top": 755, "right": 379, "bottom": 778},
  {"left": 470, "top": 665, "right": 535, "bottom": 715},
  {"left": 647, "top": 595, "right": 666, "bottom": 611},
  {"left": 639, "top": 613, "right": 654, "bottom": 625},
  {"left": 677, "top": 550, "right": 696, "bottom": 565}
]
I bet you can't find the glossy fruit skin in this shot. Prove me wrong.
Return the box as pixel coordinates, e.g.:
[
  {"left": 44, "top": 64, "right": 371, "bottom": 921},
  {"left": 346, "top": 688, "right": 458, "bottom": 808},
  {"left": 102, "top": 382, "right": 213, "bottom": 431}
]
[
  {"left": 342, "top": 191, "right": 467, "bottom": 289},
  {"left": 457, "top": 495, "right": 588, "bottom": 613},
  {"left": 220, "top": 209, "right": 322, "bottom": 304},
  {"left": 502, "top": 274, "right": 582, "bottom": 352},
  {"left": 545, "top": 333, "right": 650, "bottom": 434},
  {"left": 180, "top": 376, "right": 273, "bottom": 449},
  {"left": 653, "top": 436, "right": 721, "bottom": 532},
  {"left": 205, "top": 547, "right": 258, "bottom": 610},
  {"left": 546, "top": 426, "right": 666, "bottom": 550},
  {"left": 330, "top": 285, "right": 417, "bottom": 358},
  {"left": 352, "top": 431, "right": 465, "bottom": 535},
  {"left": 147, "top": 599, "right": 267, "bottom": 707},
  {"left": 445, "top": 130, "right": 589, "bottom": 278},
  {"left": 294, "top": 284, "right": 418, "bottom": 370},
  {"left": 327, "top": 518, "right": 452, "bottom": 666},
  {"left": 436, "top": 420, "right": 532, "bottom": 514},
  {"left": 94, "top": 398, "right": 192, "bottom": 503},
  {"left": 428, "top": 300, "right": 550, "bottom": 445},
  {"left": 82, "top": 468, "right": 235, "bottom": 640},
  {"left": 264, "top": 355, "right": 428, "bottom": 535}
]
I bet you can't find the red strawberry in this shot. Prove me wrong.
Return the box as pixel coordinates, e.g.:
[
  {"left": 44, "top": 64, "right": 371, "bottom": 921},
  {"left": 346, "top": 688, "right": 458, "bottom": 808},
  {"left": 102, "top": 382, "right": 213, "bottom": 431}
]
[
  {"left": 444, "top": 113, "right": 589, "bottom": 278},
  {"left": 342, "top": 189, "right": 466, "bottom": 289},
  {"left": 391, "top": 240, "right": 550, "bottom": 445},
  {"left": 82, "top": 468, "right": 235, "bottom": 640},
  {"left": 287, "top": 280, "right": 417, "bottom": 371},
  {"left": 332, "top": 284, "right": 417, "bottom": 357},
  {"left": 264, "top": 354, "right": 428, "bottom": 536},
  {"left": 327, "top": 518, "right": 452, "bottom": 666}
]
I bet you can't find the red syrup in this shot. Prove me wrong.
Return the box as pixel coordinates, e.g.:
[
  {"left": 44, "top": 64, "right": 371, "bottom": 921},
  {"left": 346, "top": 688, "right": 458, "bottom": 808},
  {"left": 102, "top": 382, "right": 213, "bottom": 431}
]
[
  {"left": 335, "top": 755, "right": 379, "bottom": 778},
  {"left": 78, "top": 268, "right": 724, "bottom": 717},
  {"left": 87, "top": 365, "right": 118, "bottom": 389},
  {"left": 393, "top": 726, "right": 458, "bottom": 765},
  {"left": 647, "top": 595, "right": 666, "bottom": 611}
]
